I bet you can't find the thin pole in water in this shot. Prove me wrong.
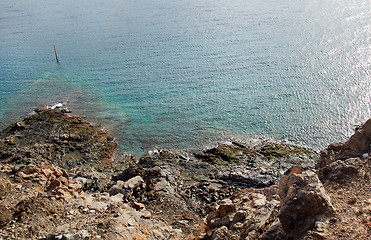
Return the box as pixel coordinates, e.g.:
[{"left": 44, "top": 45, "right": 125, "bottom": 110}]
[{"left": 53, "top": 44, "right": 59, "bottom": 63}]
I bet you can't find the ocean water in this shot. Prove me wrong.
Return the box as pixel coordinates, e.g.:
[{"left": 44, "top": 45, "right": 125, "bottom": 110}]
[{"left": 0, "top": 0, "right": 370, "bottom": 156}]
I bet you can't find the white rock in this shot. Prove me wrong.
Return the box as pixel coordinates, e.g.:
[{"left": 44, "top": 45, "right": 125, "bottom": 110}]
[
  {"left": 74, "top": 230, "right": 90, "bottom": 239},
  {"left": 124, "top": 176, "right": 144, "bottom": 189},
  {"left": 88, "top": 202, "right": 108, "bottom": 211},
  {"left": 110, "top": 193, "right": 124, "bottom": 203}
]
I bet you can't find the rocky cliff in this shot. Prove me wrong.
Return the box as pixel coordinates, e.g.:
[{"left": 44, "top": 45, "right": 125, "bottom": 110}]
[{"left": 0, "top": 108, "right": 370, "bottom": 239}]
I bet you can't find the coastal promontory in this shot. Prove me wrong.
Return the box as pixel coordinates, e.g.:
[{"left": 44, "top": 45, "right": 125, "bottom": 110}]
[{"left": 0, "top": 108, "right": 370, "bottom": 239}]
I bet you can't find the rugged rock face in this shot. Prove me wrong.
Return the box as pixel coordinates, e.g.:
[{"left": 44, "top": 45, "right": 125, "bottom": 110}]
[
  {"left": 314, "top": 118, "right": 371, "bottom": 239},
  {"left": 317, "top": 118, "right": 371, "bottom": 183},
  {"left": 340, "top": 119, "right": 371, "bottom": 158},
  {"left": 278, "top": 170, "right": 334, "bottom": 237},
  {"left": 317, "top": 118, "right": 371, "bottom": 170},
  {"left": 199, "top": 186, "right": 280, "bottom": 239},
  {"left": 0, "top": 109, "right": 117, "bottom": 170}
]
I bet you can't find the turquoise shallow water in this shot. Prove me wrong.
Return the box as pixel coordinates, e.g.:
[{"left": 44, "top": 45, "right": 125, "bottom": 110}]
[{"left": 0, "top": 0, "right": 370, "bottom": 156}]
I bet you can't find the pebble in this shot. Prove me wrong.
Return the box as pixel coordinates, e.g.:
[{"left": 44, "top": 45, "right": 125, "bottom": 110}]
[{"left": 88, "top": 202, "right": 108, "bottom": 211}]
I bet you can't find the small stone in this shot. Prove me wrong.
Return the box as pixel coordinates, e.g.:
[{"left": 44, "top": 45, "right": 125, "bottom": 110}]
[
  {"left": 153, "top": 229, "right": 165, "bottom": 239},
  {"left": 88, "top": 202, "right": 108, "bottom": 211},
  {"left": 232, "top": 211, "right": 246, "bottom": 223},
  {"left": 52, "top": 168, "right": 63, "bottom": 178},
  {"left": 108, "top": 181, "right": 125, "bottom": 196},
  {"left": 109, "top": 193, "right": 124, "bottom": 203},
  {"left": 211, "top": 226, "right": 231, "bottom": 239},
  {"left": 17, "top": 171, "right": 37, "bottom": 180},
  {"left": 47, "top": 179, "right": 61, "bottom": 191},
  {"left": 73, "top": 230, "right": 90, "bottom": 239},
  {"left": 140, "top": 210, "right": 151, "bottom": 219},
  {"left": 41, "top": 168, "right": 53, "bottom": 178},
  {"left": 124, "top": 176, "right": 144, "bottom": 189},
  {"left": 231, "top": 222, "right": 244, "bottom": 230},
  {"left": 218, "top": 203, "right": 235, "bottom": 218},
  {"left": 82, "top": 208, "right": 89, "bottom": 213},
  {"left": 22, "top": 164, "right": 39, "bottom": 174},
  {"left": 59, "top": 176, "right": 69, "bottom": 185},
  {"left": 0, "top": 174, "right": 11, "bottom": 198},
  {"left": 154, "top": 178, "right": 169, "bottom": 191},
  {"left": 131, "top": 201, "right": 145, "bottom": 211}
]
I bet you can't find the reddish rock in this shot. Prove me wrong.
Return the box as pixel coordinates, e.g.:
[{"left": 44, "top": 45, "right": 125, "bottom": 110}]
[
  {"left": 41, "top": 168, "right": 53, "bottom": 178},
  {"left": 62, "top": 170, "right": 69, "bottom": 180},
  {"left": 52, "top": 167, "right": 63, "bottom": 178},
  {"left": 210, "top": 226, "right": 232, "bottom": 240},
  {"left": 318, "top": 157, "right": 363, "bottom": 183},
  {"left": 317, "top": 118, "right": 371, "bottom": 185},
  {"left": 47, "top": 179, "right": 61, "bottom": 191},
  {"left": 288, "top": 166, "right": 303, "bottom": 175},
  {"left": 17, "top": 171, "right": 37, "bottom": 180},
  {"left": 350, "top": 122, "right": 370, "bottom": 155}
]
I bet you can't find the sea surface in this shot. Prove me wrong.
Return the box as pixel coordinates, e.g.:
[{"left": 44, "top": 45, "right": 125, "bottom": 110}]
[{"left": 0, "top": 0, "right": 370, "bottom": 156}]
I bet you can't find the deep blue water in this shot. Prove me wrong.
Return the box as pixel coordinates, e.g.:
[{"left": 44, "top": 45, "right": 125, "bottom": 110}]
[{"left": 0, "top": 0, "right": 370, "bottom": 156}]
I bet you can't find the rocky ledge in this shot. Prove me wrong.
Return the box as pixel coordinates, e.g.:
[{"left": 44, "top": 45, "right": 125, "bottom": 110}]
[{"left": 0, "top": 108, "right": 370, "bottom": 239}]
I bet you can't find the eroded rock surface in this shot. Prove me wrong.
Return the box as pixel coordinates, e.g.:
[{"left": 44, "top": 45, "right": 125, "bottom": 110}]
[
  {"left": 278, "top": 170, "right": 334, "bottom": 237},
  {"left": 314, "top": 118, "right": 371, "bottom": 239},
  {"left": 199, "top": 186, "right": 280, "bottom": 239},
  {"left": 0, "top": 109, "right": 117, "bottom": 170}
]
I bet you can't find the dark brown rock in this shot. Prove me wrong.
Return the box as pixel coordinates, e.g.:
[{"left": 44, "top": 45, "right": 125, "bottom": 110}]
[{"left": 47, "top": 179, "right": 61, "bottom": 191}]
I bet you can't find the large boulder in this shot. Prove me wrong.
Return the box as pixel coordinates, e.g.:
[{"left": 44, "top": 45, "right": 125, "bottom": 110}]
[
  {"left": 278, "top": 170, "right": 334, "bottom": 237},
  {"left": 318, "top": 157, "right": 365, "bottom": 183}
]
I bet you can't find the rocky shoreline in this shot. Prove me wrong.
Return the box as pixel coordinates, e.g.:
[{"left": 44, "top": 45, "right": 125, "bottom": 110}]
[{"left": 0, "top": 108, "right": 370, "bottom": 239}]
